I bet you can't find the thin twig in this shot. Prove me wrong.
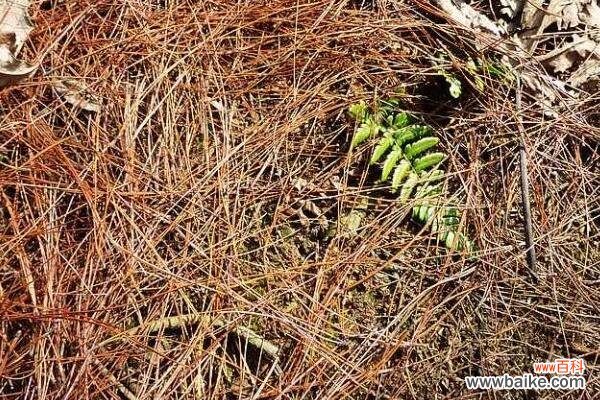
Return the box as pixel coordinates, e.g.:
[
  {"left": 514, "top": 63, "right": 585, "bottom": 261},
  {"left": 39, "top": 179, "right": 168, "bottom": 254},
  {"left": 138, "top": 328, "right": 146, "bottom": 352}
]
[{"left": 515, "top": 78, "right": 537, "bottom": 277}]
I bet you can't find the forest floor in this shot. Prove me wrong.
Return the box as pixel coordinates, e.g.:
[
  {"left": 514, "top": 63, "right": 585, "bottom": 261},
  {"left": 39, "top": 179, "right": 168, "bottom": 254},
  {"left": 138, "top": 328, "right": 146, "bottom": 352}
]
[{"left": 0, "top": 1, "right": 598, "bottom": 399}]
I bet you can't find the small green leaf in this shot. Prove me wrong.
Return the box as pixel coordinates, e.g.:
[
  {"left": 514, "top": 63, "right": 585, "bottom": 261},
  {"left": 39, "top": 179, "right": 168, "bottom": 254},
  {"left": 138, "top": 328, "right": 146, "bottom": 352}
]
[
  {"left": 393, "top": 112, "right": 412, "bottom": 129},
  {"left": 415, "top": 183, "right": 442, "bottom": 199},
  {"left": 438, "top": 70, "right": 462, "bottom": 98},
  {"left": 349, "top": 101, "right": 368, "bottom": 121},
  {"left": 375, "top": 99, "right": 398, "bottom": 123},
  {"left": 380, "top": 98, "right": 399, "bottom": 111},
  {"left": 392, "top": 125, "right": 432, "bottom": 148},
  {"left": 427, "top": 207, "right": 436, "bottom": 222},
  {"left": 419, "top": 204, "right": 429, "bottom": 222},
  {"left": 466, "top": 58, "right": 478, "bottom": 73},
  {"left": 412, "top": 205, "right": 421, "bottom": 220},
  {"left": 420, "top": 169, "right": 444, "bottom": 184},
  {"left": 445, "top": 231, "right": 456, "bottom": 248},
  {"left": 482, "top": 60, "right": 506, "bottom": 78},
  {"left": 445, "top": 74, "right": 462, "bottom": 98},
  {"left": 385, "top": 115, "right": 394, "bottom": 126},
  {"left": 473, "top": 75, "right": 485, "bottom": 92},
  {"left": 413, "top": 152, "right": 446, "bottom": 172},
  {"left": 413, "top": 203, "right": 437, "bottom": 222},
  {"left": 444, "top": 207, "right": 458, "bottom": 218},
  {"left": 443, "top": 215, "right": 459, "bottom": 227},
  {"left": 399, "top": 172, "right": 418, "bottom": 203},
  {"left": 351, "top": 125, "right": 371, "bottom": 149},
  {"left": 431, "top": 218, "right": 439, "bottom": 233},
  {"left": 438, "top": 229, "right": 449, "bottom": 242},
  {"left": 370, "top": 135, "right": 394, "bottom": 164},
  {"left": 455, "top": 233, "right": 471, "bottom": 251},
  {"left": 404, "top": 137, "right": 440, "bottom": 160},
  {"left": 480, "top": 58, "right": 515, "bottom": 84},
  {"left": 381, "top": 148, "right": 403, "bottom": 181},
  {"left": 391, "top": 160, "right": 411, "bottom": 192}
]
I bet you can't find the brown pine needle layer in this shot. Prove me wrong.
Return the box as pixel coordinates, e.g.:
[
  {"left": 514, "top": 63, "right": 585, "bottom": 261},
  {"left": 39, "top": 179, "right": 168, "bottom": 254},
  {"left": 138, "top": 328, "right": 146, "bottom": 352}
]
[{"left": 1, "top": 1, "right": 598, "bottom": 399}]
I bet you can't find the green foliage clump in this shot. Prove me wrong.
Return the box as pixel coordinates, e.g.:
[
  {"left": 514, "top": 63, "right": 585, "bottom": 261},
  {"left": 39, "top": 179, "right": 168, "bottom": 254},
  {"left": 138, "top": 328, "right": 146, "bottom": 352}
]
[
  {"left": 349, "top": 100, "right": 474, "bottom": 253},
  {"left": 434, "top": 53, "right": 515, "bottom": 98}
]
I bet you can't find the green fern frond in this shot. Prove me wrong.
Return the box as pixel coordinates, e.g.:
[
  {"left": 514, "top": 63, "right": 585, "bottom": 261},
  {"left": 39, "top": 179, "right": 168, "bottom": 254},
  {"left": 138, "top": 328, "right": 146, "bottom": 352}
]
[{"left": 348, "top": 99, "right": 475, "bottom": 254}]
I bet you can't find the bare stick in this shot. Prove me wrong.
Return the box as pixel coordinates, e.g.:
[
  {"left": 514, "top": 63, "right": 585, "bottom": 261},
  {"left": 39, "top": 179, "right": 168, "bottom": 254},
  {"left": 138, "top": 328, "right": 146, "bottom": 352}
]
[{"left": 515, "top": 80, "right": 537, "bottom": 276}]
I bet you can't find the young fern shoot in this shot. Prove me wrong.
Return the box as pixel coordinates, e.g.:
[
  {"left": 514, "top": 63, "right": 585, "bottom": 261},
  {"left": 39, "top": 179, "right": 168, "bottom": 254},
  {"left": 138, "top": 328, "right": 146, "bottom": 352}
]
[{"left": 349, "top": 100, "right": 474, "bottom": 253}]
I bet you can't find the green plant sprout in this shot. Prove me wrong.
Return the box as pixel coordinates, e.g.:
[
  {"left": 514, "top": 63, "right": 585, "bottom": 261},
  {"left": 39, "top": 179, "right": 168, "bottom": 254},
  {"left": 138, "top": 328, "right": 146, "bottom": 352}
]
[
  {"left": 434, "top": 53, "right": 515, "bottom": 98},
  {"left": 349, "top": 100, "right": 474, "bottom": 252}
]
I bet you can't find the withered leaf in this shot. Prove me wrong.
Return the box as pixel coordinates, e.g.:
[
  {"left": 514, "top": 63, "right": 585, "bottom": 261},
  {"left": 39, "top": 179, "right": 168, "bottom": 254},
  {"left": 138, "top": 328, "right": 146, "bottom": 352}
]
[
  {"left": 54, "top": 79, "right": 102, "bottom": 113},
  {"left": 538, "top": 33, "right": 600, "bottom": 73},
  {"left": 0, "top": 1, "right": 36, "bottom": 88}
]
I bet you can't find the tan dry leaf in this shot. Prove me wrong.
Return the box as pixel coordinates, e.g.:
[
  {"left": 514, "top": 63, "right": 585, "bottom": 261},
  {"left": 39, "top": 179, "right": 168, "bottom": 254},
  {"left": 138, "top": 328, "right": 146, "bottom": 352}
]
[
  {"left": 548, "top": 52, "right": 579, "bottom": 72},
  {"left": 581, "top": 0, "right": 600, "bottom": 27},
  {"left": 0, "top": 40, "right": 35, "bottom": 87},
  {"left": 558, "top": 1, "right": 583, "bottom": 29},
  {"left": 293, "top": 177, "right": 310, "bottom": 191},
  {"left": 523, "top": 0, "right": 588, "bottom": 34},
  {"left": 521, "top": 0, "right": 545, "bottom": 29},
  {"left": 435, "top": 0, "right": 505, "bottom": 35},
  {"left": 500, "top": 0, "right": 523, "bottom": 18},
  {"left": 569, "top": 58, "right": 600, "bottom": 87},
  {"left": 54, "top": 79, "right": 102, "bottom": 112},
  {"left": 436, "top": 0, "right": 599, "bottom": 102},
  {"left": 538, "top": 33, "right": 600, "bottom": 72},
  {"left": 0, "top": 0, "right": 33, "bottom": 53},
  {"left": 0, "top": 0, "right": 35, "bottom": 88}
]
